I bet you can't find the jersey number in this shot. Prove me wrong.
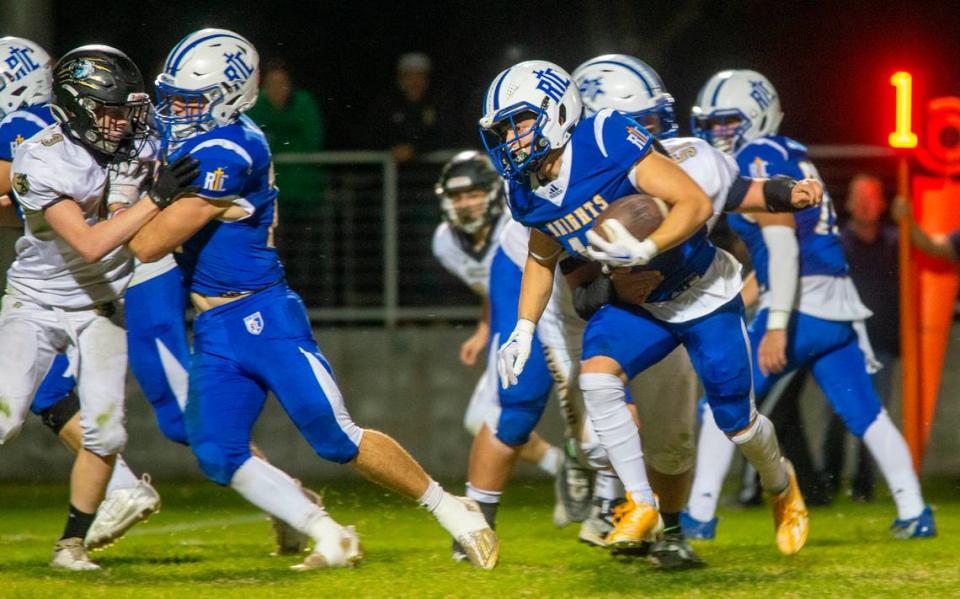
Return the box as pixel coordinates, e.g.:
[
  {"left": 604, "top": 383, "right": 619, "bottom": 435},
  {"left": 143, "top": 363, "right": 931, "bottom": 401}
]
[{"left": 798, "top": 160, "right": 838, "bottom": 235}]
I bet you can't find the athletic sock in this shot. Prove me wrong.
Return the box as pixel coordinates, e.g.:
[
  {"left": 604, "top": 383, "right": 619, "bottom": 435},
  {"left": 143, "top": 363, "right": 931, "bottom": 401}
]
[
  {"left": 862, "top": 410, "right": 925, "bottom": 520},
  {"left": 105, "top": 455, "right": 140, "bottom": 494},
  {"left": 579, "top": 373, "right": 654, "bottom": 505},
  {"left": 417, "top": 479, "right": 445, "bottom": 512},
  {"left": 593, "top": 470, "right": 625, "bottom": 502},
  {"left": 687, "top": 404, "right": 737, "bottom": 522},
  {"left": 61, "top": 504, "right": 96, "bottom": 541},
  {"left": 538, "top": 446, "right": 563, "bottom": 476},
  {"left": 230, "top": 457, "right": 327, "bottom": 535},
  {"left": 730, "top": 414, "right": 788, "bottom": 494},
  {"left": 662, "top": 511, "right": 681, "bottom": 534},
  {"left": 466, "top": 484, "right": 501, "bottom": 529}
]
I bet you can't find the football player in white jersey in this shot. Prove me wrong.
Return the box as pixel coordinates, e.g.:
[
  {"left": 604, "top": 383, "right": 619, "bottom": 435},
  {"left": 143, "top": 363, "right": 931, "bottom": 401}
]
[
  {"left": 0, "top": 45, "right": 197, "bottom": 570},
  {"left": 0, "top": 36, "right": 165, "bottom": 554}
]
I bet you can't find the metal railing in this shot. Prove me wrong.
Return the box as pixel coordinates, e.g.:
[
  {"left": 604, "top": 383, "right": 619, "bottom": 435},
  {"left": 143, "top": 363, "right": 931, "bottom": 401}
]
[{"left": 272, "top": 145, "right": 897, "bottom": 327}]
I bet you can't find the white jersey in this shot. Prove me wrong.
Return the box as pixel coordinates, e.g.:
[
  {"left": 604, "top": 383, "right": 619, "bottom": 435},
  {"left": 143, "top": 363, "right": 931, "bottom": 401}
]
[
  {"left": 660, "top": 136, "right": 739, "bottom": 231},
  {"left": 639, "top": 136, "right": 743, "bottom": 323},
  {"left": 6, "top": 124, "right": 133, "bottom": 309},
  {"left": 431, "top": 212, "right": 510, "bottom": 296}
]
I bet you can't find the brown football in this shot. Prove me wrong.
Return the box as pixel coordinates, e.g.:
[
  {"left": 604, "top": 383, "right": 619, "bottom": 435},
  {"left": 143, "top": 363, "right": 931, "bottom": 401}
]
[
  {"left": 589, "top": 193, "right": 669, "bottom": 305},
  {"left": 590, "top": 193, "right": 668, "bottom": 243}
]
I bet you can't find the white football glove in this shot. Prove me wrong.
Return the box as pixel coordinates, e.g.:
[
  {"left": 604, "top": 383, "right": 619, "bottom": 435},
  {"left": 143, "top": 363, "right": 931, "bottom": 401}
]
[
  {"left": 585, "top": 220, "right": 659, "bottom": 268},
  {"left": 497, "top": 319, "right": 536, "bottom": 389},
  {"left": 107, "top": 158, "right": 154, "bottom": 207}
]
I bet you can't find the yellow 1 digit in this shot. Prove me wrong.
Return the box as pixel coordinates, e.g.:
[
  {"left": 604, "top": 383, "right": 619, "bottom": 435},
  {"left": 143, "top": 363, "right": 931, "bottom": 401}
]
[{"left": 889, "top": 71, "right": 918, "bottom": 149}]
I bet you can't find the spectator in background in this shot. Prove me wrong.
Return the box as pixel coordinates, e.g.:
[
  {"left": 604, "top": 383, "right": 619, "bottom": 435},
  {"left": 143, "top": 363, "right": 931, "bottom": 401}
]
[
  {"left": 246, "top": 60, "right": 329, "bottom": 304},
  {"left": 826, "top": 174, "right": 900, "bottom": 501},
  {"left": 373, "top": 52, "right": 441, "bottom": 162}
]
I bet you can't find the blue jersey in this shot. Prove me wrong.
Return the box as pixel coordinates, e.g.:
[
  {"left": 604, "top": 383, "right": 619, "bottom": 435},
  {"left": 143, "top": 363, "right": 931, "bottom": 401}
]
[
  {"left": 168, "top": 116, "right": 284, "bottom": 296},
  {"left": 0, "top": 104, "right": 55, "bottom": 162},
  {"left": 506, "top": 109, "right": 715, "bottom": 303},
  {"left": 0, "top": 104, "right": 55, "bottom": 223},
  {"left": 727, "top": 135, "right": 847, "bottom": 291}
]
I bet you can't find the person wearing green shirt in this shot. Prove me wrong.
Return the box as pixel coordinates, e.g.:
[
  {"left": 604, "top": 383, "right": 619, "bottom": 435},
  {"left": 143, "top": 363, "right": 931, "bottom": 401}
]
[{"left": 246, "top": 61, "right": 328, "bottom": 303}]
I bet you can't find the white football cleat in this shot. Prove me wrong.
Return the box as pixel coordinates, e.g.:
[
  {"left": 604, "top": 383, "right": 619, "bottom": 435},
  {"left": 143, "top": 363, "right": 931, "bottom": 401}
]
[
  {"left": 291, "top": 522, "right": 363, "bottom": 571},
  {"left": 272, "top": 484, "right": 324, "bottom": 556},
  {"left": 85, "top": 474, "right": 161, "bottom": 551},
  {"left": 51, "top": 537, "right": 101, "bottom": 571},
  {"left": 435, "top": 495, "right": 499, "bottom": 570}
]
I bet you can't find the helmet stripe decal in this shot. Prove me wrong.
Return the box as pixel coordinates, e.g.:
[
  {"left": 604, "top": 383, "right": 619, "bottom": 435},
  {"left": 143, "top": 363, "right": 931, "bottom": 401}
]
[
  {"left": 490, "top": 68, "right": 511, "bottom": 111},
  {"left": 586, "top": 60, "right": 655, "bottom": 96},
  {"left": 710, "top": 77, "right": 728, "bottom": 106},
  {"left": 168, "top": 33, "right": 248, "bottom": 75}
]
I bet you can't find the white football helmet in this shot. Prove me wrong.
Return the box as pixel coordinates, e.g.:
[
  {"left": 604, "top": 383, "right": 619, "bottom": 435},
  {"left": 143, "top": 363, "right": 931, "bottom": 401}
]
[
  {"left": 572, "top": 54, "right": 678, "bottom": 138},
  {"left": 478, "top": 60, "right": 582, "bottom": 180},
  {"left": 690, "top": 69, "right": 783, "bottom": 153},
  {"left": 155, "top": 28, "right": 259, "bottom": 142},
  {"left": 0, "top": 36, "right": 52, "bottom": 117}
]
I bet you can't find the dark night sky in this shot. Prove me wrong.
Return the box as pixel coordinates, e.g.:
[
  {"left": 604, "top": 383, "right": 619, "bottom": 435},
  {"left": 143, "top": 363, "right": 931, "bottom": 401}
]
[{"left": 46, "top": 0, "right": 960, "bottom": 149}]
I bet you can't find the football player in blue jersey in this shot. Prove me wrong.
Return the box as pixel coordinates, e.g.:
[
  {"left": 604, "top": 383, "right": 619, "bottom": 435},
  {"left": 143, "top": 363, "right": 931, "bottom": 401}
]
[
  {"left": 683, "top": 69, "right": 934, "bottom": 540},
  {"left": 128, "top": 29, "right": 498, "bottom": 571},
  {"left": 481, "top": 60, "right": 820, "bottom": 556},
  {"left": 570, "top": 54, "right": 836, "bottom": 566}
]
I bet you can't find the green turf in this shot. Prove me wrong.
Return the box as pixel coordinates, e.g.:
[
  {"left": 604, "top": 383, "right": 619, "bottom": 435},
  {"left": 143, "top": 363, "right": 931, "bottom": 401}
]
[{"left": 0, "top": 479, "right": 957, "bottom": 598}]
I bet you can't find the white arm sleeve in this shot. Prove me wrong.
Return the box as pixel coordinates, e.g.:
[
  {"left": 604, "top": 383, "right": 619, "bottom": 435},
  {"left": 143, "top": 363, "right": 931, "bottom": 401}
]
[{"left": 761, "top": 224, "right": 799, "bottom": 330}]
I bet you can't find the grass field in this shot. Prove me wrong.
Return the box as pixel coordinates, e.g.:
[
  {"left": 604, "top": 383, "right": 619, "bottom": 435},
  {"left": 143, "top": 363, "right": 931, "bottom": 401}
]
[{"left": 0, "top": 478, "right": 957, "bottom": 598}]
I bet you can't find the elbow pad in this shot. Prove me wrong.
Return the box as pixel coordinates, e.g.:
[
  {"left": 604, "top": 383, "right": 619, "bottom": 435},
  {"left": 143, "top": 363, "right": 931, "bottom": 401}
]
[
  {"left": 724, "top": 176, "right": 753, "bottom": 211},
  {"left": 763, "top": 175, "right": 800, "bottom": 212},
  {"left": 573, "top": 275, "right": 616, "bottom": 321}
]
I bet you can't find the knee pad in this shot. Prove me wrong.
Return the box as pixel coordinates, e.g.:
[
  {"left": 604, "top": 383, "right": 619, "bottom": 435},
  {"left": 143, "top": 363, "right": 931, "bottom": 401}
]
[
  {"left": 706, "top": 394, "right": 754, "bottom": 434},
  {"left": 645, "top": 440, "right": 696, "bottom": 476},
  {"left": 83, "top": 423, "right": 127, "bottom": 456},
  {"left": 156, "top": 411, "right": 189, "bottom": 446},
  {"left": 313, "top": 435, "right": 361, "bottom": 464},
  {"left": 39, "top": 393, "right": 81, "bottom": 436},
  {"left": 579, "top": 440, "right": 611, "bottom": 470},
  {"left": 193, "top": 441, "right": 250, "bottom": 486},
  {"left": 844, "top": 403, "right": 882, "bottom": 439},
  {"left": 494, "top": 405, "right": 540, "bottom": 447}
]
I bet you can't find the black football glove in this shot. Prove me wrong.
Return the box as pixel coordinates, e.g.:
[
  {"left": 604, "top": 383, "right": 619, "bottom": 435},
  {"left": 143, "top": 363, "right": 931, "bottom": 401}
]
[
  {"left": 148, "top": 154, "right": 200, "bottom": 209},
  {"left": 572, "top": 275, "right": 617, "bottom": 321}
]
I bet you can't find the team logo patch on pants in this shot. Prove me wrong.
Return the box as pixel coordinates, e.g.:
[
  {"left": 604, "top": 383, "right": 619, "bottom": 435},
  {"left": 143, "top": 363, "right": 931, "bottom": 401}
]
[{"left": 243, "top": 311, "right": 264, "bottom": 335}]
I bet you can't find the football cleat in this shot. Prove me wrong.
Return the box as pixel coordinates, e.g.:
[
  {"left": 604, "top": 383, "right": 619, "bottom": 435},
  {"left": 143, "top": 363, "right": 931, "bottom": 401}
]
[
  {"left": 679, "top": 510, "right": 718, "bottom": 540},
  {"left": 771, "top": 459, "right": 809, "bottom": 555},
  {"left": 891, "top": 506, "right": 937, "bottom": 539},
  {"left": 580, "top": 499, "right": 650, "bottom": 556},
  {"left": 649, "top": 529, "right": 707, "bottom": 570},
  {"left": 578, "top": 501, "right": 616, "bottom": 547},
  {"left": 272, "top": 485, "right": 325, "bottom": 556},
  {"left": 291, "top": 523, "right": 363, "bottom": 571},
  {"left": 604, "top": 492, "right": 662, "bottom": 552},
  {"left": 436, "top": 495, "right": 499, "bottom": 570},
  {"left": 554, "top": 454, "right": 594, "bottom": 527},
  {"left": 51, "top": 537, "right": 100, "bottom": 571},
  {"left": 85, "top": 474, "right": 161, "bottom": 551}
]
